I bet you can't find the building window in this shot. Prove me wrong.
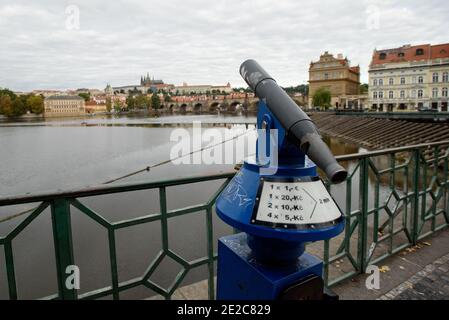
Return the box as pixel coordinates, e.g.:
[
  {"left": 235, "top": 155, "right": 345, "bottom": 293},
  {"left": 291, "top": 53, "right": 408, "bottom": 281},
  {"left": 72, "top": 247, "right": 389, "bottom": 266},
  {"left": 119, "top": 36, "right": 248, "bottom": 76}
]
[
  {"left": 433, "top": 73, "right": 439, "bottom": 83},
  {"left": 379, "top": 53, "right": 387, "bottom": 60},
  {"left": 373, "top": 92, "right": 378, "bottom": 99},
  {"left": 400, "top": 90, "right": 405, "bottom": 98},
  {"left": 324, "top": 73, "right": 329, "bottom": 80},
  {"left": 416, "top": 48, "right": 424, "bottom": 56},
  {"left": 398, "top": 52, "right": 405, "bottom": 57},
  {"left": 379, "top": 79, "right": 383, "bottom": 86},
  {"left": 418, "top": 90, "right": 423, "bottom": 98},
  {"left": 373, "top": 79, "right": 378, "bottom": 86},
  {"left": 443, "top": 72, "right": 449, "bottom": 83},
  {"left": 400, "top": 77, "right": 405, "bottom": 85},
  {"left": 418, "top": 76, "right": 423, "bottom": 84},
  {"left": 442, "top": 88, "right": 448, "bottom": 97},
  {"left": 379, "top": 91, "right": 384, "bottom": 99},
  {"left": 432, "top": 88, "right": 438, "bottom": 98},
  {"left": 389, "top": 91, "right": 394, "bottom": 99},
  {"left": 412, "top": 90, "right": 416, "bottom": 98},
  {"left": 389, "top": 78, "right": 394, "bottom": 85}
]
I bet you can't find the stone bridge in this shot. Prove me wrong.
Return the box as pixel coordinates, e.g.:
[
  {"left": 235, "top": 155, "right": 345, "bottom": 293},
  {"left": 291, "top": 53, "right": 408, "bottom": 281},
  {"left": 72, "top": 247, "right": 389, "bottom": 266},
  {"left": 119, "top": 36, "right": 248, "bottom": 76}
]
[{"left": 161, "top": 97, "right": 259, "bottom": 113}]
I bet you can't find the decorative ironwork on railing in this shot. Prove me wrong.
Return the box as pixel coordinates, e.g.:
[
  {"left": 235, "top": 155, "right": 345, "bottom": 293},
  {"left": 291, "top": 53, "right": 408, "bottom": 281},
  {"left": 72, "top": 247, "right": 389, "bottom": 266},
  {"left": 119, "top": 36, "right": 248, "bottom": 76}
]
[{"left": 0, "top": 141, "right": 448, "bottom": 299}]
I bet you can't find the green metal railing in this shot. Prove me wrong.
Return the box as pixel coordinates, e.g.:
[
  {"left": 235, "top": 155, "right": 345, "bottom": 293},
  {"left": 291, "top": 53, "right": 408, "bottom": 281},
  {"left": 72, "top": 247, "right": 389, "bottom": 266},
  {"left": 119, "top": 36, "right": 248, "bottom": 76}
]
[{"left": 0, "top": 141, "right": 448, "bottom": 299}]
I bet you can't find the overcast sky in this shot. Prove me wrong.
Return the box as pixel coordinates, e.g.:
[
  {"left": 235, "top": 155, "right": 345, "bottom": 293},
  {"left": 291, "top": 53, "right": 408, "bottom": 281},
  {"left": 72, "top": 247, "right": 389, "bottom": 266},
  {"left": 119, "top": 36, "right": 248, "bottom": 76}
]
[{"left": 1, "top": 0, "right": 449, "bottom": 91}]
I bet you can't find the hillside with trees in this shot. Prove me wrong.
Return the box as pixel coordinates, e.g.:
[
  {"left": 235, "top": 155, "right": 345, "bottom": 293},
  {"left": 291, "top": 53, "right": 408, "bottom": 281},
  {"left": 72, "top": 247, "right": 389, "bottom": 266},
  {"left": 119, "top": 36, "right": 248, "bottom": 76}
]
[{"left": 0, "top": 89, "right": 44, "bottom": 117}]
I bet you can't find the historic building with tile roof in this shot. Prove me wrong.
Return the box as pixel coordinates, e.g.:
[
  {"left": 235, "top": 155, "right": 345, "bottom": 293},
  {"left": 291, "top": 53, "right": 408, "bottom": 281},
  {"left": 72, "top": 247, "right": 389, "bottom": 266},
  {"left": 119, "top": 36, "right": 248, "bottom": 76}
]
[
  {"left": 369, "top": 43, "right": 449, "bottom": 112},
  {"left": 308, "top": 51, "right": 361, "bottom": 109}
]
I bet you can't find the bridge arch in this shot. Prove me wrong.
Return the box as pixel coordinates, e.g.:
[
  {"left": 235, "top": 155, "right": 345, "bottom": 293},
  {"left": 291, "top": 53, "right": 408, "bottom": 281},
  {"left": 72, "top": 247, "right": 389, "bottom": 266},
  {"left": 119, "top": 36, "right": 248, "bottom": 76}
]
[
  {"left": 209, "top": 102, "right": 220, "bottom": 112},
  {"left": 228, "top": 101, "right": 242, "bottom": 112},
  {"left": 179, "top": 103, "right": 187, "bottom": 113},
  {"left": 193, "top": 103, "right": 203, "bottom": 113}
]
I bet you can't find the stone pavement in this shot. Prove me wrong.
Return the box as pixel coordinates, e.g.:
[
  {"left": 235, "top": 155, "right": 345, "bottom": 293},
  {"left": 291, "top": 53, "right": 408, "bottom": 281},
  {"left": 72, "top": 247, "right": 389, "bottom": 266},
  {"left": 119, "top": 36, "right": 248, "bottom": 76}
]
[
  {"left": 379, "top": 253, "right": 449, "bottom": 300},
  {"left": 332, "top": 228, "right": 449, "bottom": 300}
]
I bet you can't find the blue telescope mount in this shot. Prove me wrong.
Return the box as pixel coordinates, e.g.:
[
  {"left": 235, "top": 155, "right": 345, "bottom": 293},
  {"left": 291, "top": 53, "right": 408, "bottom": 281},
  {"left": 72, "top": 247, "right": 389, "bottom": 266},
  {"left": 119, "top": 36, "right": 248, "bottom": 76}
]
[{"left": 215, "top": 60, "right": 347, "bottom": 300}]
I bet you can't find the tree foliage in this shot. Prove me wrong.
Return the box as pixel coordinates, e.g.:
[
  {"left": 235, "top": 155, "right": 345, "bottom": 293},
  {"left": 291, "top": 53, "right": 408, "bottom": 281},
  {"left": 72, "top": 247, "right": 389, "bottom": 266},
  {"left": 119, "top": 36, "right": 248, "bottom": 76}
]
[
  {"left": 113, "top": 99, "right": 124, "bottom": 112},
  {"left": 359, "top": 83, "right": 369, "bottom": 94},
  {"left": 283, "top": 84, "right": 309, "bottom": 96},
  {"left": 312, "top": 87, "right": 331, "bottom": 109},
  {"left": 0, "top": 95, "right": 13, "bottom": 116},
  {"left": 106, "top": 97, "right": 112, "bottom": 112},
  {"left": 11, "top": 98, "right": 26, "bottom": 116},
  {"left": 126, "top": 95, "right": 136, "bottom": 109},
  {"left": 151, "top": 94, "right": 161, "bottom": 109},
  {"left": 0, "top": 89, "right": 44, "bottom": 117},
  {"left": 26, "top": 95, "right": 44, "bottom": 114},
  {"left": 78, "top": 92, "right": 91, "bottom": 102}
]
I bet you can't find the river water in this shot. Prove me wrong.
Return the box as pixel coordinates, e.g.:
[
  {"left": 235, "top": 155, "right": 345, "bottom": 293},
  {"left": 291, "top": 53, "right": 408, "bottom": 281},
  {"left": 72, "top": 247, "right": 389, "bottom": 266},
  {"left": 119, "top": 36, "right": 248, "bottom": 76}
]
[{"left": 0, "top": 114, "right": 367, "bottom": 299}]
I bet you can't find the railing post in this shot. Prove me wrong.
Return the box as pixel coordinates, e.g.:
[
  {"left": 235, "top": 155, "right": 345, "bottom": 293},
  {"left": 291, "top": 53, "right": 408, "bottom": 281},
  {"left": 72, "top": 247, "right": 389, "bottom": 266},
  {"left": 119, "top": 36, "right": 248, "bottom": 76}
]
[
  {"left": 358, "top": 158, "right": 369, "bottom": 273},
  {"left": 411, "top": 148, "right": 421, "bottom": 245},
  {"left": 4, "top": 241, "right": 17, "bottom": 300},
  {"left": 51, "top": 198, "right": 77, "bottom": 300}
]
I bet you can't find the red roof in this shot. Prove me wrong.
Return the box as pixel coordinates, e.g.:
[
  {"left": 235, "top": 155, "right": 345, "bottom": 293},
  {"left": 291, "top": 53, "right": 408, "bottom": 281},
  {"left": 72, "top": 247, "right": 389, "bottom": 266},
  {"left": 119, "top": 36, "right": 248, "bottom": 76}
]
[
  {"left": 349, "top": 66, "right": 360, "bottom": 74},
  {"left": 371, "top": 43, "right": 449, "bottom": 66},
  {"left": 431, "top": 43, "right": 449, "bottom": 59}
]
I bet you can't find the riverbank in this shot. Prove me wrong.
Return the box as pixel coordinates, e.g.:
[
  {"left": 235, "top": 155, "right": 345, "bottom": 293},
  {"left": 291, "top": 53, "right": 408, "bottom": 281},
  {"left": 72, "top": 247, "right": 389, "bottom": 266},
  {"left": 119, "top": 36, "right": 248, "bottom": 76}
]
[{"left": 310, "top": 113, "right": 449, "bottom": 149}]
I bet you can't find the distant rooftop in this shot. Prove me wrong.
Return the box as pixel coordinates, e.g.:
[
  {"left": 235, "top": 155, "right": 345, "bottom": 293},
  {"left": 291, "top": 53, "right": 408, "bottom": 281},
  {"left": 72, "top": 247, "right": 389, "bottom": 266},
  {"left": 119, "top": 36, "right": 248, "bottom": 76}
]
[
  {"left": 46, "top": 95, "right": 84, "bottom": 100},
  {"left": 371, "top": 42, "right": 449, "bottom": 66}
]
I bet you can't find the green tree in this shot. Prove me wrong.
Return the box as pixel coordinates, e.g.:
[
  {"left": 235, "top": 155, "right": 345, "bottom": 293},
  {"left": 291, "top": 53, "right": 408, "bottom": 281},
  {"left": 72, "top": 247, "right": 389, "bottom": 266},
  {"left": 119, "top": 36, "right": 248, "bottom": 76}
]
[
  {"left": 113, "top": 100, "right": 124, "bottom": 112},
  {"left": 359, "top": 83, "right": 369, "bottom": 94},
  {"left": 11, "top": 98, "right": 26, "bottom": 116},
  {"left": 106, "top": 97, "right": 112, "bottom": 112},
  {"left": 283, "top": 84, "right": 309, "bottom": 96},
  {"left": 0, "top": 95, "right": 13, "bottom": 116},
  {"left": 78, "top": 92, "right": 91, "bottom": 102},
  {"left": 134, "top": 95, "right": 147, "bottom": 109},
  {"left": 151, "top": 93, "right": 161, "bottom": 109},
  {"left": 0, "top": 88, "right": 17, "bottom": 100},
  {"left": 26, "top": 95, "right": 44, "bottom": 114},
  {"left": 164, "top": 94, "right": 171, "bottom": 103},
  {"left": 312, "top": 87, "right": 331, "bottom": 109},
  {"left": 126, "top": 95, "right": 136, "bottom": 109},
  {"left": 144, "top": 96, "right": 151, "bottom": 109}
]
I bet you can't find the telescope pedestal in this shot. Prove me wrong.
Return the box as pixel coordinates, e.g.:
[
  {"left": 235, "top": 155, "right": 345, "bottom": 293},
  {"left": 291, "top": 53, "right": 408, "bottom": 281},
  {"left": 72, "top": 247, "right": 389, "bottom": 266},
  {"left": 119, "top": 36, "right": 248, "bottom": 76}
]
[
  {"left": 217, "top": 233, "right": 323, "bottom": 300},
  {"left": 215, "top": 63, "right": 347, "bottom": 300}
]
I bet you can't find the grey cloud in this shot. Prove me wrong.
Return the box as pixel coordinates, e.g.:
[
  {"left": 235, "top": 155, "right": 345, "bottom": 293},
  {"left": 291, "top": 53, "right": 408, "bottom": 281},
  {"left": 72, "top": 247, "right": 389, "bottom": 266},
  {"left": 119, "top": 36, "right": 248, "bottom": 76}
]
[{"left": 1, "top": 0, "right": 449, "bottom": 91}]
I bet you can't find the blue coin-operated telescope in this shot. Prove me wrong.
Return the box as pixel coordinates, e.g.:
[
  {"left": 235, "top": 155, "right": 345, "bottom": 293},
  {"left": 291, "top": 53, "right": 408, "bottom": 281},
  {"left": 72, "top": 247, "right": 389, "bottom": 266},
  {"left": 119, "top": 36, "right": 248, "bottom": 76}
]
[{"left": 215, "top": 60, "right": 348, "bottom": 300}]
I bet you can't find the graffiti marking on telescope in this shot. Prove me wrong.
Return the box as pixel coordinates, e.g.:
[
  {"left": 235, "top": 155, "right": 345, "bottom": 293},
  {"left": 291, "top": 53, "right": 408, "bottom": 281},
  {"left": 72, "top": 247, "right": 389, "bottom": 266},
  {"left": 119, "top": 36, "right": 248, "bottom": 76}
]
[{"left": 223, "top": 174, "right": 252, "bottom": 208}]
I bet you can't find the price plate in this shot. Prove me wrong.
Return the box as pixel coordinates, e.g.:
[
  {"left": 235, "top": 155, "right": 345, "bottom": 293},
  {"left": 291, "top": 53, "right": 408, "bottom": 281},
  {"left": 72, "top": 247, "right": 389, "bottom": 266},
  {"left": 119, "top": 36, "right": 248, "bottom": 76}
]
[{"left": 251, "top": 177, "right": 342, "bottom": 229}]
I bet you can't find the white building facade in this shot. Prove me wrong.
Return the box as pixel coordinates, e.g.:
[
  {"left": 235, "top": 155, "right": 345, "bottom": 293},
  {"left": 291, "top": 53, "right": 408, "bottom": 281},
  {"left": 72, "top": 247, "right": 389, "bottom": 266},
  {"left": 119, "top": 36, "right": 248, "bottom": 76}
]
[{"left": 368, "top": 44, "right": 449, "bottom": 112}]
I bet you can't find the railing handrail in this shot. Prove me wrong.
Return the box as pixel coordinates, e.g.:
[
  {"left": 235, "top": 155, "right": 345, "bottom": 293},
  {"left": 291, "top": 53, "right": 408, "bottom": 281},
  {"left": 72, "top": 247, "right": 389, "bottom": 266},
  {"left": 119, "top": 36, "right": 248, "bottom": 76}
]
[
  {"left": 335, "top": 140, "right": 449, "bottom": 161},
  {"left": 1, "top": 139, "right": 448, "bottom": 206},
  {"left": 0, "top": 171, "right": 235, "bottom": 206}
]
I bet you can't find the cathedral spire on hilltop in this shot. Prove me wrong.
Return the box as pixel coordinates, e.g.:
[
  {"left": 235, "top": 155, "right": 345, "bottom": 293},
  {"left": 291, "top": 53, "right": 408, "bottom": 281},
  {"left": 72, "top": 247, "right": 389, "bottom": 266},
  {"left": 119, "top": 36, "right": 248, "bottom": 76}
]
[{"left": 140, "top": 72, "right": 164, "bottom": 86}]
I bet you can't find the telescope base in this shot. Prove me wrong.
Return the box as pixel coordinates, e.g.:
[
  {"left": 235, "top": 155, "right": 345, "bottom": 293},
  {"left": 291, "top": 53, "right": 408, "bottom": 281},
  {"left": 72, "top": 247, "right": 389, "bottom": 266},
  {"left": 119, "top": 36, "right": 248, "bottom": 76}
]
[{"left": 216, "top": 233, "right": 325, "bottom": 300}]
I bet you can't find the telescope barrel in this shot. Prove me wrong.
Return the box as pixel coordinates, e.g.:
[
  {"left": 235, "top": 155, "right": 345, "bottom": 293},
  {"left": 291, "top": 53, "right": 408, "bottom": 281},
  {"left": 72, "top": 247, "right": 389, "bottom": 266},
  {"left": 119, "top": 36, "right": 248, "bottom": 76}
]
[{"left": 240, "top": 59, "right": 347, "bottom": 184}]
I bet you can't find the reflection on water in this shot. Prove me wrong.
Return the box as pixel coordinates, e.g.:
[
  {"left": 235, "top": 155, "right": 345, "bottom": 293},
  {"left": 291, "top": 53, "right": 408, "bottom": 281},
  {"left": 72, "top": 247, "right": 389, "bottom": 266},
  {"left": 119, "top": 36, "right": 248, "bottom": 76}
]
[{"left": 0, "top": 114, "right": 396, "bottom": 299}]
